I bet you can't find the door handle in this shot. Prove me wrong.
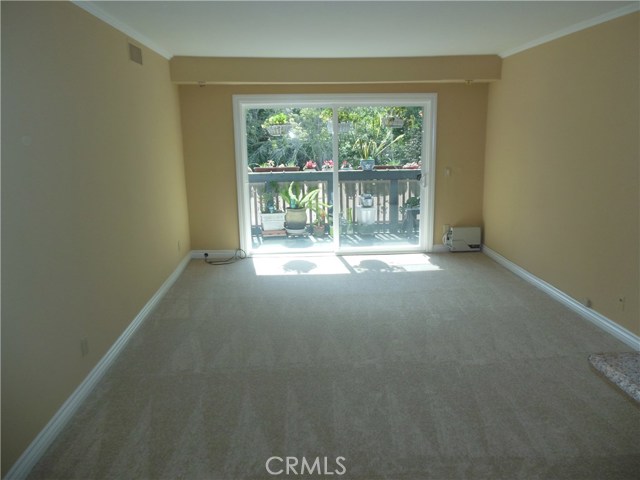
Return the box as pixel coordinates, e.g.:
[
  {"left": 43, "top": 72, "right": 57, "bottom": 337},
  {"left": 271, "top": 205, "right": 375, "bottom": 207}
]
[{"left": 417, "top": 173, "right": 427, "bottom": 188}]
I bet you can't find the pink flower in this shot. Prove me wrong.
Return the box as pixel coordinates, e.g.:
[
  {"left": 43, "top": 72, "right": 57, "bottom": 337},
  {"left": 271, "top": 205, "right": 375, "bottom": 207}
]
[
  {"left": 402, "top": 162, "right": 420, "bottom": 169},
  {"left": 304, "top": 160, "right": 317, "bottom": 170}
]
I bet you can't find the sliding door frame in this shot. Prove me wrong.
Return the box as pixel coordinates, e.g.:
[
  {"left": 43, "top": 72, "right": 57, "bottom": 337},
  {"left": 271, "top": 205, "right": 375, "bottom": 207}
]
[{"left": 232, "top": 93, "right": 438, "bottom": 255}]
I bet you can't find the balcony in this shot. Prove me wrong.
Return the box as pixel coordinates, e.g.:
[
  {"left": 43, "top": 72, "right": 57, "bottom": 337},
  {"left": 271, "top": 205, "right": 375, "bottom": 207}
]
[{"left": 248, "top": 169, "right": 422, "bottom": 252}]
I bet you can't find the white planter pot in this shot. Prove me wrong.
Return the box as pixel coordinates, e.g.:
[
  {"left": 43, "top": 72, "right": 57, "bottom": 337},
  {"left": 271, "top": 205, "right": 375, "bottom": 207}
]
[
  {"left": 261, "top": 212, "right": 285, "bottom": 231},
  {"left": 265, "top": 124, "right": 292, "bottom": 136}
]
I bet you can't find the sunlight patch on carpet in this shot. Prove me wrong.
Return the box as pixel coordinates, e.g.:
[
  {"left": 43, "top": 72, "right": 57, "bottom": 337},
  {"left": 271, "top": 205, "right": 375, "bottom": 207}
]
[
  {"left": 342, "top": 254, "right": 443, "bottom": 273},
  {"left": 252, "top": 253, "right": 442, "bottom": 275}
]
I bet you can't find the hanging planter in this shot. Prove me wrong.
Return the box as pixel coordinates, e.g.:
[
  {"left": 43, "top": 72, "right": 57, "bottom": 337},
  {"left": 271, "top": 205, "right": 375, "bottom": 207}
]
[
  {"left": 383, "top": 116, "right": 405, "bottom": 128},
  {"left": 326, "top": 121, "right": 353, "bottom": 134},
  {"left": 263, "top": 113, "right": 293, "bottom": 136},
  {"left": 265, "top": 124, "right": 293, "bottom": 136}
]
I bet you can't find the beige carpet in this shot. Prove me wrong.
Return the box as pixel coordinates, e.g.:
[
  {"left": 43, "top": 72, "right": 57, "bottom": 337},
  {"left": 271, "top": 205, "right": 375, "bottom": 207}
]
[{"left": 27, "top": 253, "right": 640, "bottom": 479}]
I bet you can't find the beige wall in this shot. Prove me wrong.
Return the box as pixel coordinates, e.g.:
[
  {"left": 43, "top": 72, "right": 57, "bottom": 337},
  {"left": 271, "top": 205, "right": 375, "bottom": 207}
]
[
  {"left": 5, "top": 2, "right": 635, "bottom": 475},
  {"left": 484, "top": 13, "right": 639, "bottom": 335},
  {"left": 1, "top": 2, "right": 191, "bottom": 473},
  {"left": 179, "top": 83, "right": 488, "bottom": 250}
]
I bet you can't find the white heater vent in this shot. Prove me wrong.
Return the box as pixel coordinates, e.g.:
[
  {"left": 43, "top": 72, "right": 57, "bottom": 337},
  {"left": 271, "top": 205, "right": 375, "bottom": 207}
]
[{"left": 445, "top": 227, "right": 481, "bottom": 252}]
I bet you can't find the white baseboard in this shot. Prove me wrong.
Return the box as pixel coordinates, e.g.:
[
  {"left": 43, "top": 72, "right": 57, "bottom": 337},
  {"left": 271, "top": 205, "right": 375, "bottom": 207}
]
[
  {"left": 482, "top": 246, "right": 640, "bottom": 351},
  {"left": 193, "top": 248, "right": 448, "bottom": 257},
  {"left": 5, "top": 253, "right": 192, "bottom": 480}
]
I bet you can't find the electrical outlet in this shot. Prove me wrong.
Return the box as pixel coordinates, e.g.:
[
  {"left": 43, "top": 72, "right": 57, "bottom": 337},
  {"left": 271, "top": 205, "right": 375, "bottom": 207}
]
[
  {"left": 618, "top": 296, "right": 626, "bottom": 311},
  {"left": 80, "top": 338, "right": 89, "bottom": 357}
]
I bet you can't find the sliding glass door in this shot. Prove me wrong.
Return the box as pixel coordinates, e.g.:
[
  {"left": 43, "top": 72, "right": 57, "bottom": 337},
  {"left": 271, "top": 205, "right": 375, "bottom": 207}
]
[
  {"left": 334, "top": 105, "right": 427, "bottom": 252},
  {"left": 233, "top": 94, "right": 436, "bottom": 255}
]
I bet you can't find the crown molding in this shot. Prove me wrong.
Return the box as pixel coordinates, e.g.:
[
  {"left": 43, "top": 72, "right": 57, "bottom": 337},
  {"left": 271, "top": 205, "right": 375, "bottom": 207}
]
[
  {"left": 500, "top": 3, "right": 640, "bottom": 58},
  {"left": 71, "top": 1, "right": 172, "bottom": 59},
  {"left": 72, "top": 2, "right": 639, "bottom": 63}
]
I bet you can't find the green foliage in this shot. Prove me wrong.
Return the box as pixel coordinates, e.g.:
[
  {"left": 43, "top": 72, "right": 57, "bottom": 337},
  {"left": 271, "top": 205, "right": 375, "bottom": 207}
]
[
  {"left": 337, "top": 107, "right": 414, "bottom": 165},
  {"left": 354, "top": 131, "right": 405, "bottom": 160},
  {"left": 400, "top": 196, "right": 420, "bottom": 216},
  {"left": 279, "top": 181, "right": 321, "bottom": 209},
  {"left": 258, "top": 181, "right": 282, "bottom": 213},
  {"left": 247, "top": 108, "right": 332, "bottom": 169},
  {"left": 308, "top": 190, "right": 329, "bottom": 225},
  {"left": 319, "top": 108, "right": 357, "bottom": 123},
  {"left": 263, "top": 112, "right": 289, "bottom": 126},
  {"left": 246, "top": 106, "right": 424, "bottom": 168}
]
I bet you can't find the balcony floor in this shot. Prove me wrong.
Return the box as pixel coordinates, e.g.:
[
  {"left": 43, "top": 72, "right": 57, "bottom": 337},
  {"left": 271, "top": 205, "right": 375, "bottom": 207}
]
[{"left": 251, "top": 231, "right": 420, "bottom": 254}]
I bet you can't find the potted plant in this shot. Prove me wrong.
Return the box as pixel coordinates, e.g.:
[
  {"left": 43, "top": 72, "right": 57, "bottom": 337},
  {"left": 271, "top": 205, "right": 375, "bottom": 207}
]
[
  {"left": 400, "top": 196, "right": 420, "bottom": 235},
  {"left": 355, "top": 139, "right": 375, "bottom": 171},
  {"left": 402, "top": 161, "right": 421, "bottom": 169},
  {"left": 374, "top": 159, "right": 401, "bottom": 170},
  {"left": 252, "top": 159, "right": 301, "bottom": 173},
  {"left": 282, "top": 159, "right": 300, "bottom": 171},
  {"left": 279, "top": 181, "right": 321, "bottom": 235},
  {"left": 400, "top": 196, "right": 420, "bottom": 215},
  {"left": 321, "top": 160, "right": 334, "bottom": 171},
  {"left": 259, "top": 181, "right": 285, "bottom": 232},
  {"left": 263, "top": 113, "right": 292, "bottom": 136},
  {"left": 354, "top": 130, "right": 405, "bottom": 171},
  {"left": 303, "top": 160, "right": 317, "bottom": 171},
  {"left": 345, "top": 207, "right": 354, "bottom": 235},
  {"left": 313, "top": 217, "right": 327, "bottom": 237},
  {"left": 309, "top": 192, "right": 329, "bottom": 237},
  {"left": 253, "top": 160, "right": 278, "bottom": 172},
  {"left": 322, "top": 109, "right": 353, "bottom": 133}
]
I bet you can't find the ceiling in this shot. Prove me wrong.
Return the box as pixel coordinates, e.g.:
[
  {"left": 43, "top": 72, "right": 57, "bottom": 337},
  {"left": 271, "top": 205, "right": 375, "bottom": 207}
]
[{"left": 77, "top": 1, "right": 638, "bottom": 59}]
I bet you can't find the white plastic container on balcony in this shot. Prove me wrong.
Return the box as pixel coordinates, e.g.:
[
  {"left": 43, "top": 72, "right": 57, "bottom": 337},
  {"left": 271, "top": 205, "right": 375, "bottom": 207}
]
[
  {"left": 261, "top": 212, "right": 285, "bottom": 231},
  {"left": 357, "top": 206, "right": 376, "bottom": 225}
]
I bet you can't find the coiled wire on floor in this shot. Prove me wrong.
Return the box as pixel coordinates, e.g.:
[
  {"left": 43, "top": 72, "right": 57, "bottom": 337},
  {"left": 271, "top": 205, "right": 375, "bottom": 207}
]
[{"left": 204, "top": 249, "right": 247, "bottom": 265}]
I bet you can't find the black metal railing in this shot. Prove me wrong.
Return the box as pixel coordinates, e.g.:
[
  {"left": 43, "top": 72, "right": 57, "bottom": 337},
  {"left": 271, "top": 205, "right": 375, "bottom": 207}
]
[{"left": 248, "top": 169, "right": 421, "bottom": 235}]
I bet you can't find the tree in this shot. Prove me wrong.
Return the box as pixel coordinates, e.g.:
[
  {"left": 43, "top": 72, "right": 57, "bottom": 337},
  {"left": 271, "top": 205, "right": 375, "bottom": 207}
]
[{"left": 245, "top": 106, "right": 423, "bottom": 169}]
